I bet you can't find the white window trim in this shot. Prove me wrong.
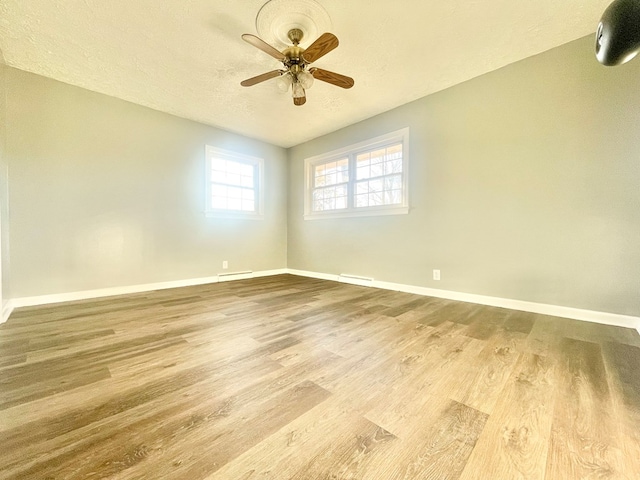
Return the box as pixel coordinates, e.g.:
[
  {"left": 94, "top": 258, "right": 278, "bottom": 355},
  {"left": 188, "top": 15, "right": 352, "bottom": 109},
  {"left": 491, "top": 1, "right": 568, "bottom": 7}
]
[
  {"left": 304, "top": 128, "right": 410, "bottom": 220},
  {"left": 205, "top": 146, "right": 264, "bottom": 220}
]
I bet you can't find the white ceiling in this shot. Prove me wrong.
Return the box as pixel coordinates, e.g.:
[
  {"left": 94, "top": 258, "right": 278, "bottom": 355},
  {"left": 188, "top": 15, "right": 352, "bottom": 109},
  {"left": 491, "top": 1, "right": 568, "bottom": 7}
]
[{"left": 0, "top": 0, "right": 608, "bottom": 148}]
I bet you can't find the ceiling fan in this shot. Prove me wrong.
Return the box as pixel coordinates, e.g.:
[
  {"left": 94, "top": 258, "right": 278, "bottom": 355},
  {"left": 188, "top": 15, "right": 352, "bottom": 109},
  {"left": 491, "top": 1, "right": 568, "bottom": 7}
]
[{"left": 240, "top": 28, "right": 354, "bottom": 106}]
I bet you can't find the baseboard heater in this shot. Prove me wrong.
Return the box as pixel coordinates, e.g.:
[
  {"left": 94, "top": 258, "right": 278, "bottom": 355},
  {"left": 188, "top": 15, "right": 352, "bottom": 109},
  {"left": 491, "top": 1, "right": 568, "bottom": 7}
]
[
  {"left": 338, "top": 274, "right": 374, "bottom": 287},
  {"left": 218, "top": 271, "right": 254, "bottom": 282}
]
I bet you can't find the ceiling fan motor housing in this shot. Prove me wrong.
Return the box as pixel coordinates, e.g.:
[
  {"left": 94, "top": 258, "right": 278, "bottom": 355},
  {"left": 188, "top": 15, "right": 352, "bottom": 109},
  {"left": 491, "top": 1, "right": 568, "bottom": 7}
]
[{"left": 283, "top": 46, "right": 305, "bottom": 67}]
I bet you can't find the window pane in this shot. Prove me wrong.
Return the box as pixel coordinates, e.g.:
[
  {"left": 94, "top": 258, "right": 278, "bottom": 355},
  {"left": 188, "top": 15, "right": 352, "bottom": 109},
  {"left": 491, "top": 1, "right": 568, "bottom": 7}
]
[
  {"left": 337, "top": 160, "right": 349, "bottom": 182},
  {"left": 387, "top": 189, "right": 402, "bottom": 204},
  {"left": 354, "top": 170, "right": 402, "bottom": 208},
  {"left": 227, "top": 173, "right": 241, "bottom": 186},
  {"left": 384, "top": 159, "right": 402, "bottom": 175},
  {"left": 369, "top": 178, "right": 383, "bottom": 193},
  {"left": 353, "top": 157, "right": 401, "bottom": 207},
  {"left": 356, "top": 194, "right": 368, "bottom": 208},
  {"left": 315, "top": 158, "right": 349, "bottom": 186},
  {"left": 369, "top": 192, "right": 384, "bottom": 206},
  {"left": 357, "top": 166, "right": 370, "bottom": 180},
  {"left": 387, "top": 144, "right": 402, "bottom": 158},
  {"left": 209, "top": 152, "right": 260, "bottom": 214},
  {"left": 212, "top": 159, "right": 227, "bottom": 171},
  {"left": 315, "top": 175, "right": 327, "bottom": 187},
  {"left": 228, "top": 161, "right": 243, "bottom": 175},
  {"left": 241, "top": 175, "right": 253, "bottom": 188},
  {"left": 242, "top": 189, "right": 255, "bottom": 201},
  {"left": 212, "top": 184, "right": 227, "bottom": 197},
  {"left": 371, "top": 162, "right": 384, "bottom": 177},
  {"left": 316, "top": 163, "right": 330, "bottom": 177},
  {"left": 385, "top": 175, "right": 402, "bottom": 190},
  {"left": 240, "top": 164, "right": 253, "bottom": 176},
  {"left": 356, "top": 152, "right": 370, "bottom": 166},
  {"left": 228, "top": 198, "right": 242, "bottom": 210},
  {"left": 227, "top": 186, "right": 242, "bottom": 199},
  {"left": 370, "top": 148, "right": 385, "bottom": 164},
  {"left": 212, "top": 170, "right": 226, "bottom": 183},
  {"left": 311, "top": 185, "right": 349, "bottom": 211},
  {"left": 212, "top": 196, "right": 227, "bottom": 209}
]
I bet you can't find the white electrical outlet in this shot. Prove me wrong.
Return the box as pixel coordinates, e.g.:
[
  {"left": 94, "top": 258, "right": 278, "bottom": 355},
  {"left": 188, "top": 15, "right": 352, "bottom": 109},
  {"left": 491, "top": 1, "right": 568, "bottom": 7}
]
[
  {"left": 222, "top": 260, "right": 228, "bottom": 270},
  {"left": 433, "top": 269, "right": 441, "bottom": 281}
]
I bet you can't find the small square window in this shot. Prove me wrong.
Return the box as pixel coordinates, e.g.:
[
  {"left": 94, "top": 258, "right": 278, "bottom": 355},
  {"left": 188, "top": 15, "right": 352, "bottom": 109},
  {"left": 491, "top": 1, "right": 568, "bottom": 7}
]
[{"left": 205, "top": 146, "right": 264, "bottom": 219}]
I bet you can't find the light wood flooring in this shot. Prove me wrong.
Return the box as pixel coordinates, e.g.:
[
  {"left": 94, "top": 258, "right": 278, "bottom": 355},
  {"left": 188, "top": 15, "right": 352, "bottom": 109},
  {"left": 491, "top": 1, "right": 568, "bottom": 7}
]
[{"left": 1, "top": 274, "right": 639, "bottom": 479}]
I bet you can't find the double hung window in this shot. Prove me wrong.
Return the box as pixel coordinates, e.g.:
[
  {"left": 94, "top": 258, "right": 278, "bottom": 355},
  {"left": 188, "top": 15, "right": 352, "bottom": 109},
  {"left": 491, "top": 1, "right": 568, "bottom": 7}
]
[{"left": 304, "top": 128, "right": 409, "bottom": 219}]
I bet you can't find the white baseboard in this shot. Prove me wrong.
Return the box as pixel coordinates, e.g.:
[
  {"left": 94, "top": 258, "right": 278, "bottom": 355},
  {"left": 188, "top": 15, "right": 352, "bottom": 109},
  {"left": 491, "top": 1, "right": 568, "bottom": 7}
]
[
  {"left": 254, "top": 269, "right": 288, "bottom": 278},
  {"left": 288, "top": 269, "right": 338, "bottom": 282},
  {"left": 11, "top": 269, "right": 287, "bottom": 309},
  {"left": 217, "top": 269, "right": 290, "bottom": 282},
  {"left": 1, "top": 299, "right": 13, "bottom": 325},
  {"left": 287, "top": 269, "right": 640, "bottom": 332},
  {"left": 5, "top": 267, "right": 640, "bottom": 334}
]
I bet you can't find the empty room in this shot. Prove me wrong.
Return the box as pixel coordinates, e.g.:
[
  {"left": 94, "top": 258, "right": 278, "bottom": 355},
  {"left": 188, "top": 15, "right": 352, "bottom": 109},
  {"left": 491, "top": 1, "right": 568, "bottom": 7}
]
[{"left": 1, "top": 0, "right": 639, "bottom": 479}]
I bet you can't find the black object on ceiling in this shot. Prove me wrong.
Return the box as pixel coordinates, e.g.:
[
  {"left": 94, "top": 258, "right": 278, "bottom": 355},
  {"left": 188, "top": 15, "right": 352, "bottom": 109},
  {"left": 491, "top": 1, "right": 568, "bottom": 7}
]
[{"left": 596, "top": 0, "right": 640, "bottom": 65}]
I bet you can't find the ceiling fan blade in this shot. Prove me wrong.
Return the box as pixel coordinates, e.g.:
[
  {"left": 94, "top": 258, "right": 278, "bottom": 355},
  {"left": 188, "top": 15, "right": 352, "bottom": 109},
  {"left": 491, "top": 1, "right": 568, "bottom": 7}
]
[
  {"left": 242, "top": 34, "right": 286, "bottom": 62},
  {"left": 310, "top": 68, "right": 354, "bottom": 89},
  {"left": 302, "top": 33, "right": 339, "bottom": 63},
  {"left": 240, "top": 70, "right": 283, "bottom": 87},
  {"left": 293, "top": 95, "right": 306, "bottom": 106}
]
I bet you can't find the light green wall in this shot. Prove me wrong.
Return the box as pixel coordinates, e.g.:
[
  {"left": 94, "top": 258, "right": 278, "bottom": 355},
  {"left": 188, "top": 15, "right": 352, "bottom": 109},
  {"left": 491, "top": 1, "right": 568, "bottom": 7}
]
[
  {"left": 288, "top": 35, "right": 640, "bottom": 317},
  {"left": 5, "top": 68, "right": 288, "bottom": 297}
]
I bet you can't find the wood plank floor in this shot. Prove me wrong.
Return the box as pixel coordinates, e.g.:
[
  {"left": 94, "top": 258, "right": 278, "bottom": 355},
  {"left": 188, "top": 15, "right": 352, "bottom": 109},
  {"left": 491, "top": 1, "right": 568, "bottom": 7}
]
[{"left": 1, "top": 274, "right": 639, "bottom": 479}]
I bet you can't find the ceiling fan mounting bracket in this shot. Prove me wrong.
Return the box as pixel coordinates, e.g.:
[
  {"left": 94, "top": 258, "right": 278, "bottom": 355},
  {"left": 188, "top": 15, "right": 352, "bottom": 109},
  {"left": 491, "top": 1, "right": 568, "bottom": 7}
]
[{"left": 287, "top": 28, "right": 304, "bottom": 45}]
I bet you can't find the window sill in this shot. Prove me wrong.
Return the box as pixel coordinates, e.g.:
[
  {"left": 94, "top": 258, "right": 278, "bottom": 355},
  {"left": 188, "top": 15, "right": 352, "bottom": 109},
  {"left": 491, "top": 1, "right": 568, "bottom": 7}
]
[
  {"left": 304, "top": 205, "right": 409, "bottom": 221},
  {"left": 205, "top": 211, "right": 264, "bottom": 220}
]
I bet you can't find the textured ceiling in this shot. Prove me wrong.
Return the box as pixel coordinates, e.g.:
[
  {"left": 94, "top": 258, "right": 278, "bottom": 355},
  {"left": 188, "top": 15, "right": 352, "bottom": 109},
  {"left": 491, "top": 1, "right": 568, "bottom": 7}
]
[{"left": 0, "top": 0, "right": 609, "bottom": 148}]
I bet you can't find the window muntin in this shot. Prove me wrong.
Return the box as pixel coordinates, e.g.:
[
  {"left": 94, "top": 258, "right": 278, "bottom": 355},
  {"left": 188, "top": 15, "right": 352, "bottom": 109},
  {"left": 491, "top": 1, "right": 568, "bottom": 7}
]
[
  {"left": 205, "top": 146, "right": 263, "bottom": 218},
  {"left": 312, "top": 158, "right": 349, "bottom": 211},
  {"left": 211, "top": 159, "right": 256, "bottom": 212},
  {"left": 354, "top": 144, "right": 403, "bottom": 208},
  {"left": 304, "top": 128, "right": 409, "bottom": 219}
]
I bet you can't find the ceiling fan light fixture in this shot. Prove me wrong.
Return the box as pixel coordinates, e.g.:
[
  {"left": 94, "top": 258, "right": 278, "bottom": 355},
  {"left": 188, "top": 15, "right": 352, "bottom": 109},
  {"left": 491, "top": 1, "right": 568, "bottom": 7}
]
[
  {"left": 292, "top": 82, "right": 305, "bottom": 98},
  {"left": 276, "top": 72, "right": 293, "bottom": 92},
  {"left": 298, "top": 70, "right": 314, "bottom": 89}
]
